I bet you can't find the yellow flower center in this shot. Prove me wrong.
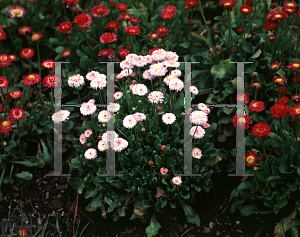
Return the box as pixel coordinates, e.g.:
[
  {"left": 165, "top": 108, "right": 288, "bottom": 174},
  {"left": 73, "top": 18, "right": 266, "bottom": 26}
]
[
  {"left": 296, "top": 108, "right": 300, "bottom": 114},
  {"left": 156, "top": 66, "right": 161, "bottom": 70},
  {"left": 277, "top": 79, "right": 283, "bottom": 83},
  {"left": 293, "top": 63, "right": 300, "bottom": 68},
  {"left": 243, "top": 8, "right": 248, "bottom": 12},
  {"left": 1, "top": 56, "right": 7, "bottom": 61},
  {"left": 247, "top": 156, "right": 254, "bottom": 164},
  {"left": 239, "top": 118, "right": 245, "bottom": 123},
  {"left": 2, "top": 121, "right": 9, "bottom": 127},
  {"left": 287, "top": 3, "right": 294, "bottom": 7},
  {"left": 29, "top": 75, "right": 35, "bottom": 79},
  {"left": 224, "top": 3, "right": 230, "bottom": 6},
  {"left": 32, "top": 34, "right": 39, "bottom": 40},
  {"left": 13, "top": 9, "right": 21, "bottom": 16},
  {"left": 275, "top": 14, "right": 282, "bottom": 18}
]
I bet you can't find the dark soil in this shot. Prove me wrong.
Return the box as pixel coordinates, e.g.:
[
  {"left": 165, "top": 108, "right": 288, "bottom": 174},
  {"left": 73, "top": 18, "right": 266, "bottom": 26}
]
[{"left": 0, "top": 106, "right": 281, "bottom": 237}]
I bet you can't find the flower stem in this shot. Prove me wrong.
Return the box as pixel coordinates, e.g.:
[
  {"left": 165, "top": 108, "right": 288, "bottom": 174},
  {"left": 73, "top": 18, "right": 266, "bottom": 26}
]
[
  {"left": 296, "top": 70, "right": 298, "bottom": 95},
  {"left": 17, "top": 120, "right": 22, "bottom": 159},
  {"left": 295, "top": 117, "right": 300, "bottom": 163},
  {"left": 279, "top": 118, "right": 287, "bottom": 164},
  {"left": 76, "top": 88, "right": 82, "bottom": 104},
  {"left": 164, "top": 125, "right": 169, "bottom": 145},
  {"left": 227, "top": 9, "right": 232, "bottom": 57},
  {"left": 198, "top": 0, "right": 213, "bottom": 49},
  {"left": 29, "top": 58, "right": 31, "bottom": 74}
]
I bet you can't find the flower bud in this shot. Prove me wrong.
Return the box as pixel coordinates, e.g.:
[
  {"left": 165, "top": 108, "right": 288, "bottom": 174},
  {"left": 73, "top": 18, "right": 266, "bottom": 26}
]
[
  {"left": 215, "top": 46, "right": 220, "bottom": 51},
  {"left": 289, "top": 121, "right": 296, "bottom": 128},
  {"left": 149, "top": 161, "right": 153, "bottom": 165},
  {"left": 252, "top": 72, "right": 258, "bottom": 77},
  {"left": 161, "top": 145, "right": 166, "bottom": 150},
  {"left": 261, "top": 155, "right": 267, "bottom": 161},
  {"left": 141, "top": 128, "right": 145, "bottom": 132},
  {"left": 231, "top": 77, "right": 237, "bottom": 89}
]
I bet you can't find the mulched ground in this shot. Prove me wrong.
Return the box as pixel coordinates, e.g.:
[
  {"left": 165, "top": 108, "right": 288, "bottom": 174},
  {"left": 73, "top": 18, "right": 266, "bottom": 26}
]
[{"left": 0, "top": 105, "right": 281, "bottom": 237}]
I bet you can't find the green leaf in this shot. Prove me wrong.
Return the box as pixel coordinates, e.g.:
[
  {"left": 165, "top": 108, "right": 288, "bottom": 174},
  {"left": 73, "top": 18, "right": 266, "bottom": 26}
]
[
  {"left": 240, "top": 205, "right": 260, "bottom": 216},
  {"left": 11, "top": 159, "right": 39, "bottom": 167},
  {"left": 49, "top": 38, "right": 60, "bottom": 44},
  {"left": 205, "top": 122, "right": 217, "bottom": 138},
  {"left": 276, "top": 68, "right": 286, "bottom": 77},
  {"left": 145, "top": 212, "right": 161, "bottom": 237},
  {"left": 223, "top": 107, "right": 235, "bottom": 115},
  {"left": 64, "top": 120, "right": 74, "bottom": 130},
  {"left": 179, "top": 202, "right": 200, "bottom": 227},
  {"left": 55, "top": 46, "right": 64, "bottom": 54},
  {"left": 14, "top": 171, "right": 33, "bottom": 180},
  {"left": 154, "top": 154, "right": 162, "bottom": 167},
  {"left": 179, "top": 42, "right": 190, "bottom": 48},
  {"left": 237, "top": 181, "right": 256, "bottom": 191},
  {"left": 40, "top": 138, "right": 53, "bottom": 162},
  {"left": 250, "top": 49, "right": 261, "bottom": 59},
  {"left": 242, "top": 42, "right": 252, "bottom": 53},
  {"left": 154, "top": 135, "right": 162, "bottom": 148}
]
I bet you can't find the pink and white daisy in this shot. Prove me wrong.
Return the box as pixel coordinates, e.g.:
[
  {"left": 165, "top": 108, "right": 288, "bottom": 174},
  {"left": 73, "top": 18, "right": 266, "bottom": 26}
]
[
  {"left": 143, "top": 70, "right": 153, "bottom": 80},
  {"left": 120, "top": 59, "right": 134, "bottom": 69},
  {"left": 151, "top": 49, "right": 167, "bottom": 62},
  {"left": 86, "top": 71, "right": 102, "bottom": 81},
  {"left": 8, "top": 6, "right": 26, "bottom": 18},
  {"left": 102, "top": 131, "right": 119, "bottom": 142},
  {"left": 123, "top": 115, "right": 137, "bottom": 129},
  {"left": 116, "top": 73, "right": 125, "bottom": 80},
  {"left": 120, "top": 69, "right": 134, "bottom": 77},
  {"left": 189, "top": 86, "right": 198, "bottom": 95},
  {"left": 162, "top": 113, "right": 176, "bottom": 125},
  {"left": 90, "top": 77, "right": 107, "bottom": 90},
  {"left": 80, "top": 101, "right": 97, "bottom": 116},
  {"left": 169, "top": 78, "right": 184, "bottom": 92},
  {"left": 125, "top": 53, "right": 138, "bottom": 63},
  {"left": 114, "top": 91, "right": 123, "bottom": 100},
  {"left": 189, "top": 111, "right": 208, "bottom": 125},
  {"left": 190, "top": 126, "right": 206, "bottom": 139},
  {"left": 52, "top": 110, "right": 71, "bottom": 124},
  {"left": 84, "top": 148, "right": 97, "bottom": 159},
  {"left": 171, "top": 69, "right": 182, "bottom": 77},
  {"left": 171, "top": 176, "right": 182, "bottom": 186},
  {"left": 204, "top": 108, "right": 210, "bottom": 114},
  {"left": 148, "top": 91, "right": 164, "bottom": 104},
  {"left": 165, "top": 51, "right": 179, "bottom": 61},
  {"left": 98, "top": 139, "right": 108, "bottom": 151},
  {"left": 84, "top": 129, "right": 93, "bottom": 137},
  {"left": 197, "top": 103, "right": 207, "bottom": 111},
  {"left": 163, "top": 60, "right": 180, "bottom": 68},
  {"left": 113, "top": 138, "right": 129, "bottom": 152},
  {"left": 160, "top": 167, "right": 168, "bottom": 175},
  {"left": 98, "top": 110, "right": 112, "bottom": 123},
  {"left": 79, "top": 134, "right": 86, "bottom": 144},
  {"left": 192, "top": 147, "right": 202, "bottom": 159},
  {"left": 143, "top": 55, "right": 153, "bottom": 64},
  {"left": 149, "top": 63, "right": 168, "bottom": 77},
  {"left": 107, "top": 102, "right": 120, "bottom": 112},
  {"left": 203, "top": 123, "right": 210, "bottom": 128},
  {"left": 133, "top": 112, "right": 146, "bottom": 122},
  {"left": 68, "top": 74, "right": 85, "bottom": 88},
  {"left": 132, "top": 84, "right": 148, "bottom": 96},
  {"left": 132, "top": 56, "right": 147, "bottom": 67},
  {"left": 163, "top": 75, "right": 177, "bottom": 86}
]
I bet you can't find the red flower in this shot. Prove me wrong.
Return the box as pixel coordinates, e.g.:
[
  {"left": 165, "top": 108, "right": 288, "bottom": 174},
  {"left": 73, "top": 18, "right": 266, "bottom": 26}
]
[
  {"left": 269, "top": 61, "right": 283, "bottom": 70},
  {"left": 161, "top": 12, "right": 174, "bottom": 20},
  {"left": 185, "top": 0, "right": 199, "bottom": 8},
  {"left": 277, "top": 87, "right": 288, "bottom": 95},
  {"left": 98, "top": 49, "right": 114, "bottom": 59},
  {"left": 163, "top": 5, "right": 177, "bottom": 14},
  {"left": 267, "top": 9, "right": 289, "bottom": 22},
  {"left": 187, "top": 19, "right": 194, "bottom": 24},
  {"left": 3, "top": 94, "right": 9, "bottom": 99},
  {"left": 0, "top": 54, "right": 12, "bottom": 67},
  {"left": 149, "top": 48, "right": 161, "bottom": 55},
  {"left": 219, "top": 0, "right": 236, "bottom": 9},
  {"left": 270, "top": 103, "right": 289, "bottom": 119},
  {"left": 62, "top": 0, "right": 78, "bottom": 6},
  {"left": 244, "top": 150, "right": 259, "bottom": 167},
  {"left": 0, "top": 103, "right": 2, "bottom": 113},
  {"left": 297, "top": 11, "right": 300, "bottom": 18},
  {"left": 232, "top": 114, "right": 252, "bottom": 129},
  {"left": 62, "top": 49, "right": 71, "bottom": 57},
  {"left": 292, "top": 94, "right": 300, "bottom": 101},
  {"left": 9, "top": 55, "right": 16, "bottom": 61},
  {"left": 74, "top": 14, "right": 92, "bottom": 28},
  {"left": 283, "top": 1, "right": 297, "bottom": 9},
  {"left": 100, "top": 32, "right": 118, "bottom": 44},
  {"left": 237, "top": 27, "right": 243, "bottom": 33},
  {"left": 240, "top": 5, "right": 252, "bottom": 14},
  {"left": 126, "top": 45, "right": 131, "bottom": 48},
  {"left": 23, "top": 73, "right": 41, "bottom": 86},
  {"left": 161, "top": 145, "right": 166, "bottom": 150},
  {"left": 6, "top": 25, "right": 11, "bottom": 29},
  {"left": 283, "top": 6, "right": 297, "bottom": 15},
  {"left": 118, "top": 13, "right": 132, "bottom": 21},
  {"left": 148, "top": 33, "right": 158, "bottom": 40},
  {"left": 271, "top": 3, "right": 277, "bottom": 9},
  {"left": 107, "top": 21, "right": 120, "bottom": 31},
  {"left": 9, "top": 90, "right": 22, "bottom": 99},
  {"left": 156, "top": 27, "right": 169, "bottom": 37},
  {"left": 116, "top": 3, "right": 127, "bottom": 12},
  {"left": 272, "top": 76, "right": 288, "bottom": 86},
  {"left": 251, "top": 122, "right": 271, "bottom": 139},
  {"left": 58, "top": 21, "right": 72, "bottom": 33},
  {"left": 20, "top": 48, "right": 34, "bottom": 59},
  {"left": 18, "top": 26, "right": 31, "bottom": 35},
  {"left": 245, "top": 0, "right": 253, "bottom": 6},
  {"left": 41, "top": 60, "right": 55, "bottom": 69},
  {"left": 215, "top": 46, "right": 220, "bottom": 51},
  {"left": 287, "top": 62, "right": 300, "bottom": 71},
  {"left": 0, "top": 77, "right": 9, "bottom": 88},
  {"left": 8, "top": 5, "right": 26, "bottom": 18},
  {"left": 130, "top": 18, "right": 140, "bottom": 24},
  {"left": 236, "top": 93, "right": 249, "bottom": 104},
  {"left": 118, "top": 49, "right": 129, "bottom": 58},
  {"left": 31, "top": 32, "right": 43, "bottom": 41},
  {"left": 276, "top": 96, "right": 290, "bottom": 105},
  {"left": 9, "top": 108, "right": 25, "bottom": 120},
  {"left": 248, "top": 101, "right": 265, "bottom": 112},
  {"left": 109, "top": 2, "right": 116, "bottom": 7},
  {"left": 264, "top": 19, "right": 279, "bottom": 31},
  {"left": 124, "top": 26, "right": 140, "bottom": 35},
  {"left": 0, "top": 30, "right": 7, "bottom": 41},
  {"left": 149, "top": 161, "right": 153, "bottom": 165},
  {"left": 43, "top": 75, "right": 60, "bottom": 88},
  {"left": 0, "top": 117, "right": 13, "bottom": 134},
  {"left": 92, "top": 5, "right": 109, "bottom": 17},
  {"left": 289, "top": 104, "right": 300, "bottom": 119},
  {"left": 268, "top": 34, "right": 275, "bottom": 41},
  {"left": 293, "top": 75, "right": 300, "bottom": 83}
]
